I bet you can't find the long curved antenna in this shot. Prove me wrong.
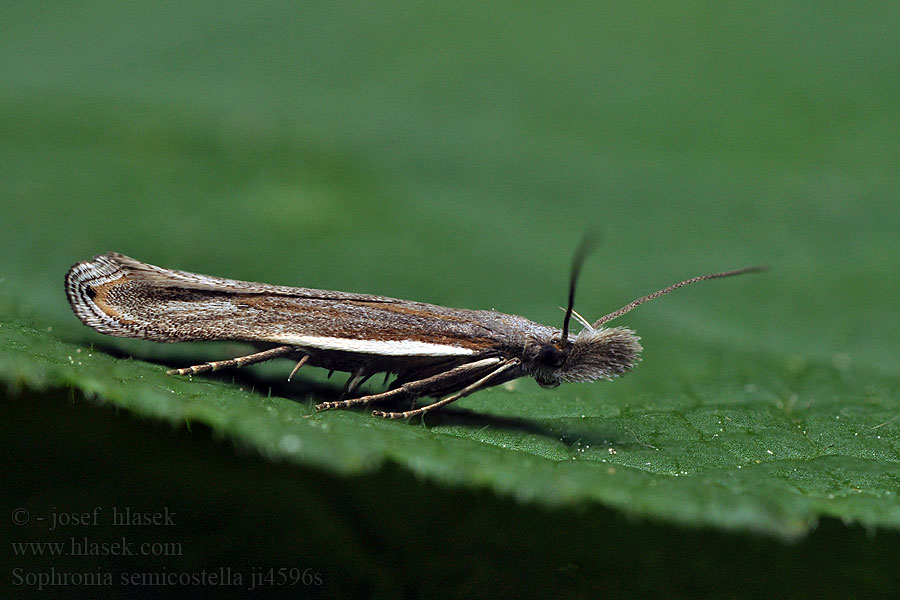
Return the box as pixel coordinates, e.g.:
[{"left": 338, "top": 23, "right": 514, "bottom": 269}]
[
  {"left": 592, "top": 266, "right": 766, "bottom": 328},
  {"left": 561, "top": 235, "right": 599, "bottom": 346}
]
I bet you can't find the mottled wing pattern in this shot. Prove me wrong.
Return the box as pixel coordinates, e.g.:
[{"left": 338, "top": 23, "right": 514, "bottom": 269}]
[{"left": 65, "top": 253, "right": 526, "bottom": 356}]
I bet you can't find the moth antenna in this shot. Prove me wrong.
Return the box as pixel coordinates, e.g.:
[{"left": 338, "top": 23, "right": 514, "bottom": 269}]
[
  {"left": 561, "top": 235, "right": 599, "bottom": 347},
  {"left": 592, "top": 266, "right": 766, "bottom": 328}
]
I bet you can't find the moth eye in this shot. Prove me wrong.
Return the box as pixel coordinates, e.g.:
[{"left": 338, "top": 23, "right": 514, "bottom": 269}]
[{"left": 536, "top": 344, "right": 566, "bottom": 368}]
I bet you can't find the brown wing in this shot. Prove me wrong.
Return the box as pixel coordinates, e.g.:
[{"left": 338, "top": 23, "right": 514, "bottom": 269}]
[{"left": 65, "top": 252, "right": 520, "bottom": 355}]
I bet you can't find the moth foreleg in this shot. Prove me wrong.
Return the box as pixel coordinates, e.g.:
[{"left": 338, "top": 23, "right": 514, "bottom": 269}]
[
  {"left": 373, "top": 358, "right": 522, "bottom": 420},
  {"left": 315, "top": 357, "right": 503, "bottom": 412},
  {"left": 167, "top": 345, "right": 298, "bottom": 377}
]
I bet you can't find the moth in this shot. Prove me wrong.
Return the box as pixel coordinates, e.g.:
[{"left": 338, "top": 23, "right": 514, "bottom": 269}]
[{"left": 66, "top": 251, "right": 762, "bottom": 419}]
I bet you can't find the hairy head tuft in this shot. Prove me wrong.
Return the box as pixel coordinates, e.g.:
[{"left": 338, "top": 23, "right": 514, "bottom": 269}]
[{"left": 560, "top": 327, "right": 642, "bottom": 383}]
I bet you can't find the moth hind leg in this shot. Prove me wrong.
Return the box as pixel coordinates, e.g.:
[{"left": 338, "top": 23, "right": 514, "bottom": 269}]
[{"left": 167, "top": 345, "right": 298, "bottom": 376}]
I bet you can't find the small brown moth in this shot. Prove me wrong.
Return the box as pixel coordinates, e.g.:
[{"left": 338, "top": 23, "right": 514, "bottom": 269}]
[{"left": 66, "top": 251, "right": 762, "bottom": 419}]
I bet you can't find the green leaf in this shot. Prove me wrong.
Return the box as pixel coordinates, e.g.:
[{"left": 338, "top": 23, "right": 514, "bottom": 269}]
[
  {"left": 3, "top": 1, "right": 900, "bottom": 595},
  {"left": 3, "top": 303, "right": 899, "bottom": 541}
]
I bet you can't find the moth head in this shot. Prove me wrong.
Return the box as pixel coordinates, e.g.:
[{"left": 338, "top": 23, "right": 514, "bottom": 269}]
[
  {"left": 533, "top": 236, "right": 762, "bottom": 389},
  {"left": 532, "top": 327, "right": 641, "bottom": 388},
  {"left": 530, "top": 236, "right": 640, "bottom": 387}
]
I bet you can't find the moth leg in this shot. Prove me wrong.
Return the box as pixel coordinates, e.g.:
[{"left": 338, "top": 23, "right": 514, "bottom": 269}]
[
  {"left": 345, "top": 370, "right": 376, "bottom": 395},
  {"left": 315, "top": 357, "right": 502, "bottom": 412},
  {"left": 373, "top": 358, "right": 521, "bottom": 419},
  {"left": 287, "top": 354, "right": 310, "bottom": 382},
  {"left": 167, "top": 345, "right": 298, "bottom": 376},
  {"left": 342, "top": 368, "right": 367, "bottom": 395}
]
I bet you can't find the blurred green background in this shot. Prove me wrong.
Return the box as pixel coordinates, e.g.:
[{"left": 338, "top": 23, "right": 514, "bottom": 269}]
[{"left": 2, "top": 2, "right": 899, "bottom": 598}]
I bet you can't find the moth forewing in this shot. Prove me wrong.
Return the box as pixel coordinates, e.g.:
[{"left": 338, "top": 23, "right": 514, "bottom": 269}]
[
  {"left": 66, "top": 252, "right": 762, "bottom": 419},
  {"left": 66, "top": 252, "right": 505, "bottom": 351}
]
